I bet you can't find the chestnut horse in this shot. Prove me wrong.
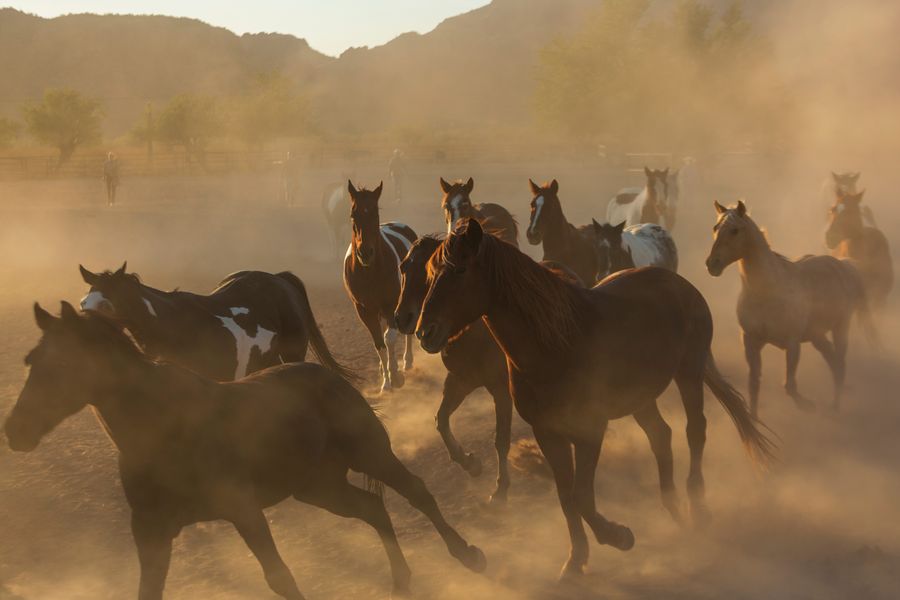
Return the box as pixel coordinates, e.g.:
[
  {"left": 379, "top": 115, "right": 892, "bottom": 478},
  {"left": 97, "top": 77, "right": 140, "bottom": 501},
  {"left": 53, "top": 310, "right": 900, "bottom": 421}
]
[
  {"left": 5, "top": 303, "right": 486, "bottom": 599},
  {"left": 707, "top": 201, "right": 875, "bottom": 415},
  {"left": 417, "top": 219, "right": 773, "bottom": 578},
  {"left": 525, "top": 179, "right": 599, "bottom": 285},
  {"left": 440, "top": 177, "right": 518, "bottom": 245},
  {"left": 344, "top": 180, "right": 417, "bottom": 392},
  {"left": 825, "top": 189, "right": 893, "bottom": 310}
]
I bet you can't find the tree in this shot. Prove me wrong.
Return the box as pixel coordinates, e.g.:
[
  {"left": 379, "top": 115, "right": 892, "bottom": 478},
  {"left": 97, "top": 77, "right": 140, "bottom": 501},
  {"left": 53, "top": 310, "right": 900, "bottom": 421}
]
[
  {"left": 130, "top": 102, "right": 157, "bottom": 161},
  {"left": 230, "top": 72, "right": 309, "bottom": 148},
  {"left": 0, "top": 117, "right": 21, "bottom": 148},
  {"left": 156, "top": 94, "right": 221, "bottom": 164},
  {"left": 22, "top": 88, "right": 104, "bottom": 166}
]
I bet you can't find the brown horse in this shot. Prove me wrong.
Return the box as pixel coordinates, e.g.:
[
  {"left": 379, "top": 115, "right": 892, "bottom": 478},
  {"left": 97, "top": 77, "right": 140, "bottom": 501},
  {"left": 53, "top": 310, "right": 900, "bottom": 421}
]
[
  {"left": 525, "top": 179, "right": 599, "bottom": 285},
  {"left": 440, "top": 177, "right": 518, "bottom": 245},
  {"left": 416, "top": 219, "right": 773, "bottom": 578},
  {"left": 825, "top": 189, "right": 893, "bottom": 310},
  {"left": 5, "top": 303, "right": 486, "bottom": 599},
  {"left": 706, "top": 201, "right": 874, "bottom": 415},
  {"left": 344, "top": 180, "right": 417, "bottom": 392}
]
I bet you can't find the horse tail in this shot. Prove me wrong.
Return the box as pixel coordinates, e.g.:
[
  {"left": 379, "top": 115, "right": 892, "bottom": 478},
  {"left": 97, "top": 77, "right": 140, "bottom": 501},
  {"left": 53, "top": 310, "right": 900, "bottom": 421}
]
[
  {"left": 840, "top": 258, "right": 882, "bottom": 351},
  {"left": 704, "top": 354, "right": 777, "bottom": 469},
  {"left": 276, "top": 271, "right": 359, "bottom": 383}
]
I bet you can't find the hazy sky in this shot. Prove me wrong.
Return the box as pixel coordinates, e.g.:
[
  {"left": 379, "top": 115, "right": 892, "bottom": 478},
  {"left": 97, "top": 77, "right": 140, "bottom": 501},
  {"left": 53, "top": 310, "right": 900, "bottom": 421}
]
[{"left": 8, "top": 1, "right": 491, "bottom": 56}]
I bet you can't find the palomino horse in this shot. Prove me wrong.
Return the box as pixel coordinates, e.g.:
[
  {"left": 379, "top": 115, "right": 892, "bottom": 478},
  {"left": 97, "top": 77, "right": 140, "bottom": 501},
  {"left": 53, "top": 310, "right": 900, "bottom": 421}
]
[
  {"left": 706, "top": 201, "right": 874, "bottom": 415},
  {"left": 440, "top": 177, "right": 518, "bottom": 245},
  {"left": 80, "top": 264, "right": 352, "bottom": 382},
  {"left": 592, "top": 220, "right": 679, "bottom": 281},
  {"left": 5, "top": 304, "right": 486, "bottom": 599},
  {"left": 321, "top": 179, "right": 351, "bottom": 260},
  {"left": 526, "top": 179, "right": 598, "bottom": 284},
  {"left": 417, "top": 219, "right": 773, "bottom": 577},
  {"left": 607, "top": 167, "right": 672, "bottom": 229},
  {"left": 344, "top": 180, "right": 417, "bottom": 392},
  {"left": 825, "top": 189, "right": 893, "bottom": 310}
]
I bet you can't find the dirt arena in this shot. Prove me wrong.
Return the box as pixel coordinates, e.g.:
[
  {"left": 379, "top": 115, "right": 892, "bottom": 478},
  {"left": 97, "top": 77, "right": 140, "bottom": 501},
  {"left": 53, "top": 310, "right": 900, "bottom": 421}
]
[{"left": 1, "top": 164, "right": 898, "bottom": 599}]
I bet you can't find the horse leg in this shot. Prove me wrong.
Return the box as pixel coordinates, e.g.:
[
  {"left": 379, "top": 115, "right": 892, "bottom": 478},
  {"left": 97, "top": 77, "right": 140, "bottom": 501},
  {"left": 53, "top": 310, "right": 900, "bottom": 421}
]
[
  {"left": 354, "top": 445, "right": 486, "bottom": 573},
  {"left": 229, "top": 508, "right": 305, "bottom": 600},
  {"left": 296, "top": 478, "right": 412, "bottom": 596},
  {"left": 131, "top": 511, "right": 179, "bottom": 600},
  {"left": 383, "top": 327, "right": 405, "bottom": 388},
  {"left": 356, "top": 305, "right": 391, "bottom": 392},
  {"left": 827, "top": 320, "right": 850, "bottom": 411},
  {"left": 486, "top": 381, "right": 513, "bottom": 504},
  {"left": 402, "top": 333, "right": 415, "bottom": 371},
  {"left": 675, "top": 371, "right": 710, "bottom": 526},
  {"left": 632, "top": 402, "right": 682, "bottom": 524},
  {"left": 436, "top": 372, "right": 482, "bottom": 476},
  {"left": 743, "top": 332, "right": 763, "bottom": 418},
  {"left": 572, "top": 431, "right": 635, "bottom": 552},
  {"left": 785, "top": 341, "right": 815, "bottom": 412},
  {"left": 532, "top": 427, "right": 590, "bottom": 579}
]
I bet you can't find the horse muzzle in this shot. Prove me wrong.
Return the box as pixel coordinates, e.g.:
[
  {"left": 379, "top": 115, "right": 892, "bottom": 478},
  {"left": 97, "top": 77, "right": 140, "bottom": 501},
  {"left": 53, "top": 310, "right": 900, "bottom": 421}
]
[
  {"left": 416, "top": 322, "right": 448, "bottom": 354},
  {"left": 4, "top": 417, "right": 41, "bottom": 452},
  {"left": 526, "top": 228, "right": 542, "bottom": 245},
  {"left": 394, "top": 308, "right": 418, "bottom": 335},
  {"left": 705, "top": 256, "right": 724, "bottom": 277}
]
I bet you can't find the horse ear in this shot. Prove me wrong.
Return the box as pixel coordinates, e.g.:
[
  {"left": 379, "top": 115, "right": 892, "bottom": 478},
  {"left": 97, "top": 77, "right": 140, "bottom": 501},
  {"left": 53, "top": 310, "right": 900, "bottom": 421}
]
[
  {"left": 79, "top": 264, "right": 100, "bottom": 285},
  {"left": 592, "top": 218, "right": 601, "bottom": 233},
  {"left": 714, "top": 201, "right": 727, "bottom": 214},
  {"left": 115, "top": 261, "right": 127, "bottom": 276},
  {"left": 644, "top": 166, "right": 652, "bottom": 178},
  {"left": 550, "top": 179, "right": 559, "bottom": 194},
  {"left": 528, "top": 178, "right": 541, "bottom": 195},
  {"left": 373, "top": 181, "right": 383, "bottom": 199},
  {"left": 736, "top": 200, "right": 747, "bottom": 217},
  {"left": 440, "top": 177, "right": 452, "bottom": 194},
  {"left": 34, "top": 302, "right": 57, "bottom": 331},
  {"left": 850, "top": 189, "right": 865, "bottom": 204},
  {"left": 464, "top": 177, "right": 474, "bottom": 194},
  {"left": 60, "top": 301, "right": 78, "bottom": 321},
  {"left": 461, "top": 218, "right": 483, "bottom": 251},
  {"left": 614, "top": 220, "right": 626, "bottom": 234},
  {"left": 831, "top": 171, "right": 840, "bottom": 183},
  {"left": 347, "top": 179, "right": 358, "bottom": 198},
  {"left": 661, "top": 168, "right": 669, "bottom": 177}
]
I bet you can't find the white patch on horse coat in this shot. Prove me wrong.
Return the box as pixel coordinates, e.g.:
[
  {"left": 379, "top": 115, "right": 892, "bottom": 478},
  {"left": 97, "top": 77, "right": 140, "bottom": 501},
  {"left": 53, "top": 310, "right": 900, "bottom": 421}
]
[
  {"left": 80, "top": 290, "right": 110, "bottom": 311},
  {"left": 529, "top": 196, "right": 544, "bottom": 234},
  {"left": 623, "top": 224, "right": 675, "bottom": 269},
  {"left": 142, "top": 297, "right": 157, "bottom": 317},
  {"left": 217, "top": 307, "right": 275, "bottom": 379},
  {"left": 446, "top": 194, "right": 465, "bottom": 232},
  {"left": 607, "top": 187, "right": 647, "bottom": 227}
]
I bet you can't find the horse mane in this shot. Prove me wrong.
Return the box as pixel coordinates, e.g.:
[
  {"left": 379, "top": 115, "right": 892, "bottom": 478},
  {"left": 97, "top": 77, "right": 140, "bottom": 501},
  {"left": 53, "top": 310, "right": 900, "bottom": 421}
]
[
  {"left": 80, "top": 311, "right": 153, "bottom": 362},
  {"left": 479, "top": 212, "right": 518, "bottom": 242},
  {"left": 434, "top": 232, "right": 580, "bottom": 353}
]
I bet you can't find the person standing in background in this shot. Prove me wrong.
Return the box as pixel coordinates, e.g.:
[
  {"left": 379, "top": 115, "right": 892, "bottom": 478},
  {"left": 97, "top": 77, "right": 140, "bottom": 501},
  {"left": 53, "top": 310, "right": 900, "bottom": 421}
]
[
  {"left": 103, "top": 152, "right": 120, "bottom": 207},
  {"left": 389, "top": 148, "right": 406, "bottom": 204}
]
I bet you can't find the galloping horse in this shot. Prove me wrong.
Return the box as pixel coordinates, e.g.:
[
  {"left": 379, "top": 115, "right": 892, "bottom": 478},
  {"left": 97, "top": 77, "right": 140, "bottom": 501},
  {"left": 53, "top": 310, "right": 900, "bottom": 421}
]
[
  {"left": 592, "top": 220, "right": 679, "bottom": 281},
  {"left": 80, "top": 264, "right": 352, "bottom": 382},
  {"left": 344, "top": 180, "right": 417, "bottom": 392},
  {"left": 525, "top": 179, "right": 598, "bottom": 284},
  {"left": 607, "top": 167, "right": 671, "bottom": 229},
  {"left": 825, "top": 189, "right": 893, "bottom": 310},
  {"left": 440, "top": 177, "right": 518, "bottom": 245},
  {"left": 5, "top": 304, "right": 486, "bottom": 599},
  {"left": 706, "top": 201, "right": 874, "bottom": 415},
  {"left": 417, "top": 219, "right": 773, "bottom": 578},
  {"left": 322, "top": 179, "right": 351, "bottom": 260}
]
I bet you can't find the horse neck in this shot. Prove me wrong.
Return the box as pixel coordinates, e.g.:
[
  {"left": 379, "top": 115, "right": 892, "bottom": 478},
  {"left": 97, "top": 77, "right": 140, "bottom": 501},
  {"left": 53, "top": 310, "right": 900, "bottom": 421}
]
[
  {"left": 127, "top": 284, "right": 179, "bottom": 348},
  {"left": 737, "top": 224, "right": 785, "bottom": 292}
]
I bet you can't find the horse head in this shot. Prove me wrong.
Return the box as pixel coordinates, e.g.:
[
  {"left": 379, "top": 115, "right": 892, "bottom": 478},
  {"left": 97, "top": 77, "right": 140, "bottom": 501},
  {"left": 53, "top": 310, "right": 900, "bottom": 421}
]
[
  {"left": 526, "top": 179, "right": 561, "bottom": 245},
  {"left": 348, "top": 180, "right": 384, "bottom": 267},
  {"left": 441, "top": 177, "right": 476, "bottom": 233}
]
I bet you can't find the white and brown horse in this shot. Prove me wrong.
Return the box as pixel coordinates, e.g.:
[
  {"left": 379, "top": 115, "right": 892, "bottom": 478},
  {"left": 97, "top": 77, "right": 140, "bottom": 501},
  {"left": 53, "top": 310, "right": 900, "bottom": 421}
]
[
  {"left": 344, "top": 180, "right": 417, "bottom": 392},
  {"left": 592, "top": 220, "right": 679, "bottom": 281},
  {"left": 440, "top": 177, "right": 518, "bottom": 246},
  {"left": 322, "top": 179, "right": 351, "bottom": 260},
  {"left": 607, "top": 167, "right": 674, "bottom": 229},
  {"left": 79, "top": 264, "right": 353, "bottom": 382}
]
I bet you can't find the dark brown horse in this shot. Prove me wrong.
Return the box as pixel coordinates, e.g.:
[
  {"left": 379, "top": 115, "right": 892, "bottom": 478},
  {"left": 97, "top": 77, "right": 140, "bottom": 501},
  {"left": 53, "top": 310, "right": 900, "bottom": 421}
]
[
  {"left": 526, "top": 179, "right": 598, "bottom": 285},
  {"left": 80, "top": 264, "right": 352, "bottom": 382},
  {"left": 344, "top": 180, "right": 417, "bottom": 392},
  {"left": 707, "top": 201, "right": 875, "bottom": 414},
  {"left": 5, "top": 303, "right": 486, "bottom": 599},
  {"left": 440, "top": 177, "right": 518, "bottom": 245},
  {"left": 416, "top": 219, "right": 773, "bottom": 578},
  {"left": 825, "top": 189, "right": 893, "bottom": 310}
]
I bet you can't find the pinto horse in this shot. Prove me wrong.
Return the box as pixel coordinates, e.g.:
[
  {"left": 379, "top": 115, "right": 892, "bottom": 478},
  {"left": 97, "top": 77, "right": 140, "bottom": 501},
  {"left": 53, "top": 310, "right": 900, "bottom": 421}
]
[
  {"left": 416, "top": 219, "right": 773, "bottom": 578},
  {"left": 607, "top": 167, "right": 670, "bottom": 229},
  {"left": 592, "top": 220, "right": 679, "bottom": 281},
  {"left": 440, "top": 177, "right": 518, "bottom": 245},
  {"left": 80, "top": 264, "right": 352, "bottom": 382},
  {"left": 344, "top": 180, "right": 417, "bottom": 392},
  {"left": 706, "top": 201, "right": 875, "bottom": 415},
  {"left": 4, "top": 303, "right": 486, "bottom": 599},
  {"left": 825, "top": 189, "right": 893, "bottom": 310},
  {"left": 525, "top": 179, "right": 598, "bottom": 284}
]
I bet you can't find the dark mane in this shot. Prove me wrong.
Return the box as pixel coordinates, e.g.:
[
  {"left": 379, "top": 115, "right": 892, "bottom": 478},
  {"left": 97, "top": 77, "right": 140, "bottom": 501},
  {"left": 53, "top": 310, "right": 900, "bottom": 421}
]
[{"left": 432, "top": 232, "right": 580, "bottom": 353}]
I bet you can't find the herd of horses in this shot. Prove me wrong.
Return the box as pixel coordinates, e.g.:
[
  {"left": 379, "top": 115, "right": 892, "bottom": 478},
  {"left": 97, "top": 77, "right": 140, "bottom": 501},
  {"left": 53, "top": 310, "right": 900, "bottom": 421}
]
[{"left": 3, "top": 168, "right": 893, "bottom": 598}]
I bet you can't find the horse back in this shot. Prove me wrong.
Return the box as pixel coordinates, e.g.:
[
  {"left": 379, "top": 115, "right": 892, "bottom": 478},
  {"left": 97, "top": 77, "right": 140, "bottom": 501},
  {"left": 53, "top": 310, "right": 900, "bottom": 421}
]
[{"left": 475, "top": 203, "right": 518, "bottom": 247}]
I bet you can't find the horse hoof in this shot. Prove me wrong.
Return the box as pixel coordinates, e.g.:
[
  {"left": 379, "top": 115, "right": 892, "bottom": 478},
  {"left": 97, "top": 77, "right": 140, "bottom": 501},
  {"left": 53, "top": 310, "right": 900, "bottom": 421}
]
[
  {"left": 463, "top": 454, "right": 483, "bottom": 477},
  {"left": 489, "top": 489, "right": 508, "bottom": 505},
  {"left": 690, "top": 504, "right": 712, "bottom": 529},
  {"left": 598, "top": 522, "right": 634, "bottom": 551},
  {"left": 558, "top": 560, "right": 584, "bottom": 581},
  {"left": 391, "top": 371, "right": 406, "bottom": 389},
  {"left": 460, "top": 545, "right": 487, "bottom": 573},
  {"left": 391, "top": 582, "right": 411, "bottom": 598}
]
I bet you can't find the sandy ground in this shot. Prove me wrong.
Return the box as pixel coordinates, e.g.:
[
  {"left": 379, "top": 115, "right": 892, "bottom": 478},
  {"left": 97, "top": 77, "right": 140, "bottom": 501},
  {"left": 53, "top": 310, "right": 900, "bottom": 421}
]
[{"left": 1, "top": 167, "right": 899, "bottom": 599}]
